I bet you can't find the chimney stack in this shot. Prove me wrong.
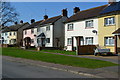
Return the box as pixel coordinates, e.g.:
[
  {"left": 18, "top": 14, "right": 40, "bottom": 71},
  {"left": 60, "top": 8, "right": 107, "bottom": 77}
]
[
  {"left": 31, "top": 19, "right": 35, "bottom": 24},
  {"left": 44, "top": 15, "right": 48, "bottom": 20},
  {"left": 14, "top": 22, "right": 18, "bottom": 25},
  {"left": 108, "top": 0, "right": 116, "bottom": 4},
  {"left": 74, "top": 7, "right": 80, "bottom": 14},
  {"left": 62, "top": 8, "right": 68, "bottom": 17},
  {"left": 20, "top": 20, "right": 23, "bottom": 24}
]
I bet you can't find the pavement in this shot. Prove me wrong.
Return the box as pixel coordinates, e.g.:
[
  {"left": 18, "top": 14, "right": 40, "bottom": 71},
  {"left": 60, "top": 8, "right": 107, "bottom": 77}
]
[{"left": 2, "top": 56, "right": 119, "bottom": 78}]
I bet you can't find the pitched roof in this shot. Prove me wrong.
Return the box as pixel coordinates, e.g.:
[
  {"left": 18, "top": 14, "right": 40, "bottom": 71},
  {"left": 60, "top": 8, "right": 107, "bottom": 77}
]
[
  {"left": 100, "top": 2, "right": 120, "bottom": 14},
  {"left": 2, "top": 22, "right": 29, "bottom": 32},
  {"left": 24, "top": 20, "right": 43, "bottom": 30},
  {"left": 40, "top": 15, "right": 62, "bottom": 25},
  {"left": 113, "top": 28, "right": 120, "bottom": 34},
  {"left": 64, "top": 5, "right": 108, "bottom": 23}
]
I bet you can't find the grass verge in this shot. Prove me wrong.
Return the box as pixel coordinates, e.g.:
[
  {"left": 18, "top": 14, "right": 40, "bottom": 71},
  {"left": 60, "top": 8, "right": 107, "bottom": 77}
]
[
  {"left": 41, "top": 49, "right": 76, "bottom": 55},
  {"left": 2, "top": 47, "right": 118, "bottom": 69}
]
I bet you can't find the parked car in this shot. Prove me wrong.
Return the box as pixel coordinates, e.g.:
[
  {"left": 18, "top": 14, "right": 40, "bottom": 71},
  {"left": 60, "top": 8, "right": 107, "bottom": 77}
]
[{"left": 94, "top": 48, "right": 113, "bottom": 56}]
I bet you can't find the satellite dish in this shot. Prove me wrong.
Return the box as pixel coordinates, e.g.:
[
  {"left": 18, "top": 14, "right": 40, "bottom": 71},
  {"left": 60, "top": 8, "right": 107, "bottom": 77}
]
[{"left": 92, "top": 30, "right": 97, "bottom": 34}]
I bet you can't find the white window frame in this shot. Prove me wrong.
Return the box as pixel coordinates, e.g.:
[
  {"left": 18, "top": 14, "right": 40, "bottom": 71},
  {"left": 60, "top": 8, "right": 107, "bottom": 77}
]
[
  {"left": 67, "top": 24, "right": 73, "bottom": 31},
  {"left": 46, "top": 26, "right": 50, "bottom": 31},
  {"left": 13, "top": 32, "right": 16, "bottom": 35},
  {"left": 67, "top": 38, "right": 72, "bottom": 45},
  {"left": 105, "top": 37, "right": 114, "bottom": 46},
  {"left": 85, "top": 37, "right": 93, "bottom": 45},
  {"left": 86, "top": 20, "right": 93, "bottom": 28},
  {"left": 31, "top": 29, "right": 34, "bottom": 34},
  {"left": 105, "top": 17, "right": 115, "bottom": 26},
  {"left": 25, "top": 30, "right": 27, "bottom": 35},
  {"left": 9, "top": 32, "right": 11, "bottom": 36},
  {"left": 46, "top": 38, "right": 50, "bottom": 43}
]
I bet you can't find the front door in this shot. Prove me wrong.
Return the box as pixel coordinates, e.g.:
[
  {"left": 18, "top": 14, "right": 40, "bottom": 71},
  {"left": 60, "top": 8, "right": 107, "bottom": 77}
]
[{"left": 41, "top": 38, "right": 45, "bottom": 47}]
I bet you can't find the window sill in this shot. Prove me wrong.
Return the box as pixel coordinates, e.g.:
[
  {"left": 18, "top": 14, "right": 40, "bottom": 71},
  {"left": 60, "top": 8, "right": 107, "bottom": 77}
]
[
  {"left": 104, "top": 24, "right": 115, "bottom": 27},
  {"left": 67, "top": 30, "right": 73, "bottom": 31},
  {"left": 67, "top": 45, "right": 72, "bottom": 46},
  {"left": 85, "top": 27, "right": 94, "bottom": 29},
  {"left": 105, "top": 45, "right": 114, "bottom": 47}
]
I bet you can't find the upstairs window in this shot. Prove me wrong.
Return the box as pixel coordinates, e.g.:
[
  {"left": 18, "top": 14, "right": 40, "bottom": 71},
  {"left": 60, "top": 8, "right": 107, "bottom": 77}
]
[
  {"left": 37, "top": 27, "right": 40, "bottom": 32},
  {"left": 104, "top": 17, "right": 115, "bottom": 26},
  {"left": 46, "top": 26, "right": 50, "bottom": 31},
  {"left": 9, "top": 32, "right": 11, "bottom": 36},
  {"left": 5, "top": 33, "right": 7, "bottom": 36},
  {"left": 67, "top": 24, "right": 73, "bottom": 31},
  {"left": 86, "top": 20, "right": 93, "bottom": 28},
  {"left": 85, "top": 37, "right": 93, "bottom": 45},
  {"left": 105, "top": 37, "right": 114, "bottom": 46},
  {"left": 2, "top": 33, "right": 4, "bottom": 36},
  {"left": 25, "top": 30, "right": 27, "bottom": 35},
  {"left": 67, "top": 38, "right": 72, "bottom": 45},
  {"left": 31, "top": 29, "right": 34, "bottom": 34},
  {"left": 13, "top": 32, "right": 16, "bottom": 35}
]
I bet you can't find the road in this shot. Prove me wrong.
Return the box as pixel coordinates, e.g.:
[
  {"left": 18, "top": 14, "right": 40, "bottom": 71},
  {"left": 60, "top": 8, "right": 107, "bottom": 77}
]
[{"left": 2, "top": 59, "right": 90, "bottom": 78}]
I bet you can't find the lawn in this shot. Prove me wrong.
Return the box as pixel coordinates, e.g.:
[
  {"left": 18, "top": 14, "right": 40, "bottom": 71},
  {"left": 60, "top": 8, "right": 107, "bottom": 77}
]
[
  {"left": 41, "top": 49, "right": 76, "bottom": 55},
  {"left": 2, "top": 47, "right": 118, "bottom": 69},
  {"left": 28, "top": 48, "right": 76, "bottom": 55}
]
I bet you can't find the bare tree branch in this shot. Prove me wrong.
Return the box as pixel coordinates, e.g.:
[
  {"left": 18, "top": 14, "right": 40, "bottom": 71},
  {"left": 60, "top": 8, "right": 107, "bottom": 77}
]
[{"left": 0, "top": 2, "right": 19, "bottom": 28}]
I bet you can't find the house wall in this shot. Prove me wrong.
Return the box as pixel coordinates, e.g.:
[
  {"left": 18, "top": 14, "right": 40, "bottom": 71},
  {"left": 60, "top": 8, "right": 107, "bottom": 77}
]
[
  {"left": 65, "top": 18, "right": 99, "bottom": 51},
  {"left": 1, "top": 32, "right": 9, "bottom": 44},
  {"left": 17, "top": 23, "right": 30, "bottom": 46},
  {"left": 8, "top": 31, "right": 17, "bottom": 44},
  {"left": 23, "top": 28, "right": 37, "bottom": 47},
  {"left": 53, "top": 16, "right": 67, "bottom": 48},
  {"left": 37, "top": 24, "right": 53, "bottom": 47},
  {"left": 117, "top": 14, "right": 120, "bottom": 47},
  {"left": 98, "top": 14, "right": 120, "bottom": 53}
]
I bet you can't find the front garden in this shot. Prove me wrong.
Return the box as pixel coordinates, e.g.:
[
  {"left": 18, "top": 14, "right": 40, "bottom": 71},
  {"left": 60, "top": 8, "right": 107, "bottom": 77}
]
[{"left": 2, "top": 47, "right": 118, "bottom": 69}]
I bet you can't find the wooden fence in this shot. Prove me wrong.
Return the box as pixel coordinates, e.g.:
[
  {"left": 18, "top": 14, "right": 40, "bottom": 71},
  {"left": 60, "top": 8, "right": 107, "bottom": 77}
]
[{"left": 78, "top": 45, "right": 97, "bottom": 55}]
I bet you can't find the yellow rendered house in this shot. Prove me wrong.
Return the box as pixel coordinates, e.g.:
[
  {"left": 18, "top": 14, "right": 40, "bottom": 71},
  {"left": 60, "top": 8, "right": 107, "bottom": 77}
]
[
  {"left": 8, "top": 31, "right": 17, "bottom": 45},
  {"left": 98, "top": 2, "right": 120, "bottom": 54}
]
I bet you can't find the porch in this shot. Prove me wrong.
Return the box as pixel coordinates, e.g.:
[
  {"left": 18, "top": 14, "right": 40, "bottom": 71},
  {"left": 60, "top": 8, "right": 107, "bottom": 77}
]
[
  {"left": 71, "top": 36, "right": 97, "bottom": 55},
  {"left": 113, "top": 28, "right": 120, "bottom": 54}
]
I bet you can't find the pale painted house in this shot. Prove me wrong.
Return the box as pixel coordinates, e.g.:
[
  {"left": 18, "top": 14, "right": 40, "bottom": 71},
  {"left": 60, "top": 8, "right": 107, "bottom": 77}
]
[
  {"left": 36, "top": 9, "right": 68, "bottom": 48},
  {"left": 23, "top": 19, "right": 43, "bottom": 47},
  {"left": 2, "top": 22, "right": 30, "bottom": 46},
  {"left": 64, "top": 5, "right": 107, "bottom": 51}
]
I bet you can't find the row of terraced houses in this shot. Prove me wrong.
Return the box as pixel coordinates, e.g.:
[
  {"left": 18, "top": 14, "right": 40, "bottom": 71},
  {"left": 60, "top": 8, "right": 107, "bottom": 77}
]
[{"left": 1, "top": 1, "right": 120, "bottom": 54}]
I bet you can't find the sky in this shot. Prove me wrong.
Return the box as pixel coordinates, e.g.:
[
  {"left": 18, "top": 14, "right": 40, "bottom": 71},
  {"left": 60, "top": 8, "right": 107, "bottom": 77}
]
[{"left": 10, "top": 2, "right": 109, "bottom": 23}]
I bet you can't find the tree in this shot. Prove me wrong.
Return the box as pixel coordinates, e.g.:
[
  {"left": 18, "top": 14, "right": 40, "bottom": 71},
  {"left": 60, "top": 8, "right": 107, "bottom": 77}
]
[{"left": 0, "top": 1, "right": 19, "bottom": 28}]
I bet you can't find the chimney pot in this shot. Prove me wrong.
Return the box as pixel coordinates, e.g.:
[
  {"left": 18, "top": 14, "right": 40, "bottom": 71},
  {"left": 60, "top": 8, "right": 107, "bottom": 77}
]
[
  {"left": 20, "top": 20, "right": 23, "bottom": 23},
  {"left": 108, "top": 0, "right": 116, "bottom": 4},
  {"left": 31, "top": 19, "right": 35, "bottom": 24},
  {"left": 44, "top": 15, "right": 48, "bottom": 20},
  {"left": 62, "top": 8, "right": 68, "bottom": 17},
  {"left": 74, "top": 7, "right": 80, "bottom": 14},
  {"left": 14, "top": 22, "right": 18, "bottom": 25}
]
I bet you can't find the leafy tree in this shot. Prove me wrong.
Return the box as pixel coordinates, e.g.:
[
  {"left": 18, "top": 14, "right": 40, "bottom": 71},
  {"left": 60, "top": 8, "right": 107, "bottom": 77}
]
[{"left": 0, "top": 1, "right": 19, "bottom": 28}]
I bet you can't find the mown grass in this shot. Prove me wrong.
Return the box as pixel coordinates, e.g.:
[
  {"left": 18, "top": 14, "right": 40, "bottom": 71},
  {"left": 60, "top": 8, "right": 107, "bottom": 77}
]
[
  {"left": 2, "top": 47, "right": 118, "bottom": 69},
  {"left": 41, "top": 49, "right": 76, "bottom": 55}
]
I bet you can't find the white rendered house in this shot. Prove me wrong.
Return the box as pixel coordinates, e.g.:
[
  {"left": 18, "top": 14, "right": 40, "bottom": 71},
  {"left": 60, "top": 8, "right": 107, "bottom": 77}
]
[
  {"left": 36, "top": 9, "right": 68, "bottom": 48},
  {"left": 64, "top": 6, "right": 107, "bottom": 51}
]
